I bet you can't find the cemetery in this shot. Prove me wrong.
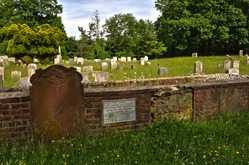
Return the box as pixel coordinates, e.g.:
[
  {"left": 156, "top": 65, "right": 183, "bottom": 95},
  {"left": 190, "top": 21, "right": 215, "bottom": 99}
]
[{"left": 0, "top": 0, "right": 249, "bottom": 164}]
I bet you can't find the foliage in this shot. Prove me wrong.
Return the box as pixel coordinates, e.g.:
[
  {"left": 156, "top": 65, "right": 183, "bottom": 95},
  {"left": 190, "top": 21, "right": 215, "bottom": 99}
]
[
  {"left": 0, "top": 0, "right": 64, "bottom": 30},
  {"left": 0, "top": 112, "right": 248, "bottom": 164},
  {"left": 0, "top": 23, "right": 66, "bottom": 59},
  {"left": 155, "top": 0, "right": 249, "bottom": 55},
  {"left": 104, "top": 14, "right": 166, "bottom": 58}
]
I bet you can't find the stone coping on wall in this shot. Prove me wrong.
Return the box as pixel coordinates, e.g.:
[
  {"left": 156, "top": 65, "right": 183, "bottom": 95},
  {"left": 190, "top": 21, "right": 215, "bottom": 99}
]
[
  {"left": 84, "top": 75, "right": 208, "bottom": 88},
  {"left": 183, "top": 79, "right": 249, "bottom": 89},
  {"left": 0, "top": 88, "right": 29, "bottom": 99}
]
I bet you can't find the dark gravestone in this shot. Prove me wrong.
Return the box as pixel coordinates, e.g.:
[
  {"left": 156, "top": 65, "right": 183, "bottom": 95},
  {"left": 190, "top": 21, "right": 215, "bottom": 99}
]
[{"left": 30, "top": 65, "right": 84, "bottom": 140}]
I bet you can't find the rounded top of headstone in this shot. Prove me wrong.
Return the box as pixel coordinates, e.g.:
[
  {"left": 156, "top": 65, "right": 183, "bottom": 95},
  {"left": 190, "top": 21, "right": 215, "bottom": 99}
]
[{"left": 30, "top": 65, "right": 82, "bottom": 85}]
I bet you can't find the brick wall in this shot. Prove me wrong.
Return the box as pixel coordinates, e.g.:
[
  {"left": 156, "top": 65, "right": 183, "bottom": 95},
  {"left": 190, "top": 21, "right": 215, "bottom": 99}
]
[
  {"left": 0, "top": 89, "right": 31, "bottom": 141},
  {"left": 83, "top": 86, "right": 156, "bottom": 134},
  {"left": 192, "top": 80, "right": 249, "bottom": 121}
]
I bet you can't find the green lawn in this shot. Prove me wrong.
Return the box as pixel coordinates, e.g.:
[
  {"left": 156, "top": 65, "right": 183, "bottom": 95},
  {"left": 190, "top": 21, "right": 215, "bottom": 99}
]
[
  {"left": 0, "top": 112, "right": 248, "bottom": 164},
  {"left": 2, "top": 56, "right": 249, "bottom": 87}
]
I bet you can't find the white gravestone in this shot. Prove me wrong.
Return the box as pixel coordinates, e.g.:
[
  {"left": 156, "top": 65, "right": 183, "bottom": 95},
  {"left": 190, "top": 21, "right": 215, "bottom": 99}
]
[
  {"left": 82, "top": 66, "right": 94, "bottom": 73},
  {"left": 112, "top": 57, "right": 118, "bottom": 62},
  {"left": 246, "top": 55, "right": 249, "bottom": 64},
  {"left": 0, "top": 66, "right": 4, "bottom": 81},
  {"left": 74, "top": 66, "right": 82, "bottom": 73},
  {"left": 8, "top": 57, "right": 16, "bottom": 63},
  {"left": 111, "top": 61, "right": 118, "bottom": 70},
  {"left": 144, "top": 56, "right": 149, "bottom": 62},
  {"left": 229, "top": 68, "right": 239, "bottom": 76},
  {"left": 76, "top": 57, "right": 84, "bottom": 65},
  {"left": 74, "top": 57, "right": 78, "bottom": 63},
  {"left": 27, "top": 63, "right": 37, "bottom": 78},
  {"left": 94, "top": 59, "right": 101, "bottom": 63},
  {"left": 94, "top": 72, "right": 109, "bottom": 82},
  {"left": 192, "top": 52, "right": 198, "bottom": 57},
  {"left": 158, "top": 67, "right": 168, "bottom": 76},
  {"left": 233, "top": 60, "right": 240, "bottom": 69},
  {"left": 224, "top": 60, "right": 232, "bottom": 73},
  {"left": 120, "top": 57, "right": 127, "bottom": 62},
  {"left": 140, "top": 58, "right": 145, "bottom": 66},
  {"left": 133, "top": 58, "right": 137, "bottom": 62},
  {"left": 101, "top": 62, "right": 109, "bottom": 71},
  {"left": 11, "top": 71, "right": 22, "bottom": 81},
  {"left": 239, "top": 50, "right": 244, "bottom": 56},
  {"left": 54, "top": 55, "right": 62, "bottom": 64},
  {"left": 194, "top": 61, "right": 203, "bottom": 74},
  {"left": 103, "top": 98, "right": 136, "bottom": 124},
  {"left": 127, "top": 57, "right": 132, "bottom": 62},
  {"left": 33, "top": 58, "right": 39, "bottom": 63}
]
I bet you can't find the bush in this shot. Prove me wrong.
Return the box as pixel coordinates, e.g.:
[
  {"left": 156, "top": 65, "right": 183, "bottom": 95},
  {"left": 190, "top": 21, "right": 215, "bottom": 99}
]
[{"left": 21, "top": 55, "right": 33, "bottom": 64}]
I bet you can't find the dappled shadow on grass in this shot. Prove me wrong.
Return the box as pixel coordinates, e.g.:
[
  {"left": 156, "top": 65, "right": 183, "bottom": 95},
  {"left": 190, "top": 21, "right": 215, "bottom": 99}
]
[{"left": 0, "top": 112, "right": 249, "bottom": 164}]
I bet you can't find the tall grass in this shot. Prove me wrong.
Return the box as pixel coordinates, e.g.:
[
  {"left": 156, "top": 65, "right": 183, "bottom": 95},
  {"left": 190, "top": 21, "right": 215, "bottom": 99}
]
[{"left": 0, "top": 112, "right": 248, "bottom": 164}]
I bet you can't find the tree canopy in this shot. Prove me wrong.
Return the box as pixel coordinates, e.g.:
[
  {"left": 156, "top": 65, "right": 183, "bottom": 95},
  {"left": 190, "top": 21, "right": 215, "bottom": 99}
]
[{"left": 155, "top": 0, "right": 249, "bottom": 55}]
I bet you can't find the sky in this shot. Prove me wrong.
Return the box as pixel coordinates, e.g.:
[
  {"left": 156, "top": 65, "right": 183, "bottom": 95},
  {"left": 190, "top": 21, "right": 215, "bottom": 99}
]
[{"left": 58, "top": 0, "right": 160, "bottom": 38}]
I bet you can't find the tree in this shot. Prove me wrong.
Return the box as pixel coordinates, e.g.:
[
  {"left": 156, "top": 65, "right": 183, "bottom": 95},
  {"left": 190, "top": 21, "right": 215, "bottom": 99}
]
[
  {"left": 0, "top": 23, "right": 65, "bottom": 59},
  {"left": 0, "top": 0, "right": 64, "bottom": 30},
  {"left": 104, "top": 14, "right": 166, "bottom": 58},
  {"left": 155, "top": 0, "right": 249, "bottom": 55}
]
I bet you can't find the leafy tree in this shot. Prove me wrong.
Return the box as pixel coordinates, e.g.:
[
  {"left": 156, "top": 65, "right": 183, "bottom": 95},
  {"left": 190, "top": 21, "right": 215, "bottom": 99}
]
[
  {"left": 155, "top": 0, "right": 249, "bottom": 55},
  {"left": 104, "top": 14, "right": 166, "bottom": 58},
  {"left": 0, "top": 23, "right": 65, "bottom": 59},
  {"left": 0, "top": 0, "right": 64, "bottom": 30}
]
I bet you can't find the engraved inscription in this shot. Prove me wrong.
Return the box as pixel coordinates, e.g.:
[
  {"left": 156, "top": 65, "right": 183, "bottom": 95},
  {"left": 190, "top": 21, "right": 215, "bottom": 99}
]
[{"left": 103, "top": 98, "right": 136, "bottom": 124}]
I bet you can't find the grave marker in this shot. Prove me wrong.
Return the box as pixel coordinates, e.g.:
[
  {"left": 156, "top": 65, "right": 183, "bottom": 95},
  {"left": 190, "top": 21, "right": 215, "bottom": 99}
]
[
  {"left": 239, "top": 50, "right": 244, "bottom": 56},
  {"left": 101, "top": 62, "right": 109, "bottom": 71},
  {"left": 233, "top": 60, "right": 240, "bottom": 69},
  {"left": 11, "top": 71, "right": 22, "bottom": 81},
  {"left": 94, "top": 72, "right": 109, "bottom": 82},
  {"left": 158, "top": 67, "right": 168, "bottom": 76},
  {"left": 82, "top": 66, "right": 94, "bottom": 73},
  {"left": 194, "top": 61, "right": 203, "bottom": 74},
  {"left": 224, "top": 60, "right": 232, "bottom": 73}
]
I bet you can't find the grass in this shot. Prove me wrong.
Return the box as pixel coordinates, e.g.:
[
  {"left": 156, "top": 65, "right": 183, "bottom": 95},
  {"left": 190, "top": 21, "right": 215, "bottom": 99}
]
[
  {"left": 0, "top": 112, "right": 249, "bottom": 164},
  {"left": 2, "top": 55, "right": 249, "bottom": 87}
]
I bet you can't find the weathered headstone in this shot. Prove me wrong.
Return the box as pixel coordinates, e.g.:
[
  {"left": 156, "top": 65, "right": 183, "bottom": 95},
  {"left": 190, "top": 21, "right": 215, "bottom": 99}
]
[
  {"left": 93, "top": 72, "right": 109, "bottom": 82},
  {"left": 140, "top": 58, "right": 145, "bottom": 66},
  {"left": 8, "top": 57, "right": 16, "bottom": 63},
  {"left": 82, "top": 66, "right": 94, "bottom": 73},
  {"left": 192, "top": 52, "right": 198, "bottom": 57},
  {"left": 11, "top": 71, "right": 22, "bottom": 81},
  {"left": 0, "top": 56, "right": 8, "bottom": 65},
  {"left": 144, "top": 56, "right": 149, "bottom": 62},
  {"left": 158, "top": 67, "right": 168, "bottom": 76},
  {"left": 224, "top": 60, "right": 232, "bottom": 73},
  {"left": 246, "top": 55, "right": 249, "bottom": 64},
  {"left": 239, "top": 50, "right": 244, "bottom": 56},
  {"left": 33, "top": 58, "right": 40, "bottom": 63},
  {"left": 101, "top": 62, "right": 109, "bottom": 71},
  {"left": 127, "top": 57, "right": 132, "bottom": 62},
  {"left": 111, "top": 61, "right": 118, "bottom": 70},
  {"left": 233, "top": 60, "right": 240, "bottom": 69},
  {"left": 133, "top": 58, "right": 137, "bottom": 62},
  {"left": 30, "top": 65, "right": 83, "bottom": 139},
  {"left": 54, "top": 55, "right": 62, "bottom": 64},
  {"left": 28, "top": 63, "right": 38, "bottom": 78},
  {"left": 94, "top": 59, "right": 101, "bottom": 63},
  {"left": 194, "top": 61, "right": 203, "bottom": 74},
  {"left": 74, "top": 57, "right": 78, "bottom": 63},
  {"left": 112, "top": 57, "right": 118, "bottom": 62},
  {"left": 229, "top": 68, "right": 239, "bottom": 76},
  {"left": 76, "top": 57, "right": 84, "bottom": 65},
  {"left": 18, "top": 77, "right": 31, "bottom": 90},
  {"left": 74, "top": 66, "right": 82, "bottom": 73},
  {"left": 81, "top": 73, "right": 90, "bottom": 83},
  {"left": 120, "top": 57, "right": 127, "bottom": 62},
  {"left": 0, "top": 66, "right": 4, "bottom": 81}
]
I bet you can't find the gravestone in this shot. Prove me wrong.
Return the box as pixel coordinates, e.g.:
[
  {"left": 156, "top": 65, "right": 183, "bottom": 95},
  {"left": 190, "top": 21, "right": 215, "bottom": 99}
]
[
  {"left": 33, "top": 58, "right": 40, "bottom": 63},
  {"left": 94, "top": 59, "right": 101, "bottom": 63},
  {"left": 229, "top": 68, "right": 239, "bottom": 76},
  {"left": 18, "top": 77, "right": 31, "bottom": 89},
  {"left": 233, "top": 60, "right": 240, "bottom": 69},
  {"left": 74, "top": 57, "right": 78, "bottom": 63},
  {"left": 120, "top": 57, "right": 127, "bottom": 62},
  {"left": 158, "top": 67, "right": 168, "bottom": 76},
  {"left": 30, "top": 65, "right": 83, "bottom": 139},
  {"left": 76, "top": 57, "right": 84, "bottom": 65},
  {"left": 239, "top": 50, "right": 243, "bottom": 56},
  {"left": 246, "top": 55, "right": 249, "bottom": 64},
  {"left": 127, "top": 57, "right": 132, "bottom": 62},
  {"left": 192, "top": 52, "right": 198, "bottom": 57},
  {"left": 144, "top": 56, "right": 149, "bottom": 62},
  {"left": 0, "top": 56, "right": 8, "bottom": 65},
  {"left": 113, "top": 57, "right": 118, "bottom": 62},
  {"left": 11, "top": 71, "right": 21, "bottom": 81},
  {"left": 224, "top": 60, "right": 232, "bottom": 73},
  {"left": 101, "top": 62, "right": 109, "bottom": 71},
  {"left": 8, "top": 57, "right": 16, "bottom": 63},
  {"left": 54, "top": 55, "right": 62, "bottom": 64},
  {"left": 111, "top": 61, "right": 118, "bottom": 70},
  {"left": 0, "top": 75, "right": 2, "bottom": 88},
  {"left": 94, "top": 72, "right": 109, "bottom": 82},
  {"left": 82, "top": 66, "right": 94, "bottom": 73},
  {"left": 74, "top": 66, "right": 82, "bottom": 73},
  {"left": 81, "top": 73, "right": 90, "bottom": 83},
  {"left": 0, "top": 66, "right": 4, "bottom": 81},
  {"left": 194, "top": 61, "right": 203, "bottom": 74},
  {"left": 28, "top": 63, "right": 37, "bottom": 78},
  {"left": 140, "top": 58, "right": 145, "bottom": 66}
]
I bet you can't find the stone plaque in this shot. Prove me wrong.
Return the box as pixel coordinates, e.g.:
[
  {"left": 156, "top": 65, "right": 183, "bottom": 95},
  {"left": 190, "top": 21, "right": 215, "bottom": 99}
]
[{"left": 103, "top": 98, "right": 136, "bottom": 124}]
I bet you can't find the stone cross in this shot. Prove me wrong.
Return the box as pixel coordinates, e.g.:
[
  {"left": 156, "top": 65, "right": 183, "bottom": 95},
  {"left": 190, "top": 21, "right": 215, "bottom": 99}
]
[{"left": 194, "top": 61, "right": 203, "bottom": 74}]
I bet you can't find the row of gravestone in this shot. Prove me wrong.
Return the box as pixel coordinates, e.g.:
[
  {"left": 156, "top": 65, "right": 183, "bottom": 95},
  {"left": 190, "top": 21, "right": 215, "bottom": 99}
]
[
  {"left": 194, "top": 59, "right": 241, "bottom": 76},
  {"left": 192, "top": 50, "right": 248, "bottom": 58}
]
